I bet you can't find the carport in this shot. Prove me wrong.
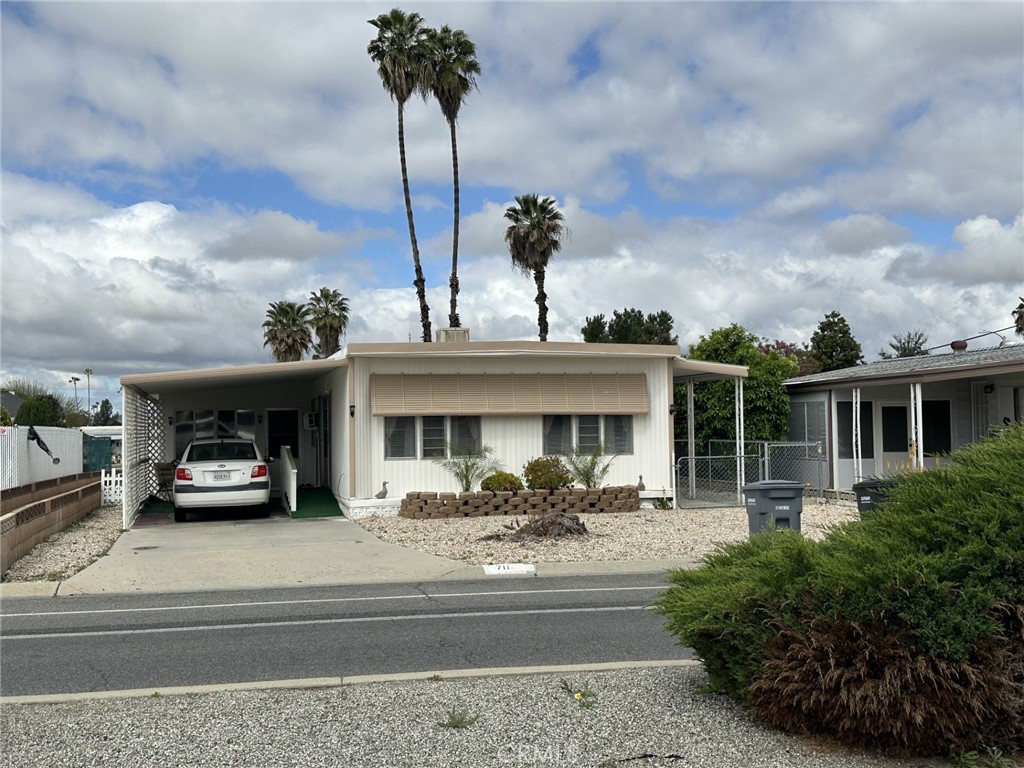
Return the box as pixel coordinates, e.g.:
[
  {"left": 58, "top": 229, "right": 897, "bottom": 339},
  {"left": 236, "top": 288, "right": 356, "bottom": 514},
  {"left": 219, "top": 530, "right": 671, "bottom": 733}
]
[{"left": 120, "top": 358, "right": 348, "bottom": 528}]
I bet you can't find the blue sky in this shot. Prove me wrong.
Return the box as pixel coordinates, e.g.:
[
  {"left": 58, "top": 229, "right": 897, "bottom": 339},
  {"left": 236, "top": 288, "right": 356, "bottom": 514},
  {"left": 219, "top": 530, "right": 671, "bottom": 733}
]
[{"left": 2, "top": 1, "right": 1023, "bottom": 411}]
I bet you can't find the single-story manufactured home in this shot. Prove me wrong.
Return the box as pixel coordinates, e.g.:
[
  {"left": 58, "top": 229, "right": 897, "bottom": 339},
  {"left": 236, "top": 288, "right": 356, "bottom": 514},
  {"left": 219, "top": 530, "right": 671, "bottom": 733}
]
[
  {"left": 119, "top": 339, "right": 748, "bottom": 527},
  {"left": 785, "top": 343, "right": 1024, "bottom": 490}
]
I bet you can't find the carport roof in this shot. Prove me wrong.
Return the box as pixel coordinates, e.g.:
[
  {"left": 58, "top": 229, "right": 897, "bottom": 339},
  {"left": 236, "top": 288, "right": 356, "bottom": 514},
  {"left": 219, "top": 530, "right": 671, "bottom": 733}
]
[{"left": 121, "top": 358, "right": 346, "bottom": 396}]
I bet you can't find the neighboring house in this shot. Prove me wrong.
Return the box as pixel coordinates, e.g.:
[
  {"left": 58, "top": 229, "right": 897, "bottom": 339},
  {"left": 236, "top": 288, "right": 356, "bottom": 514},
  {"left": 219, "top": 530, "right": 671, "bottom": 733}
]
[
  {"left": 118, "top": 339, "right": 747, "bottom": 527},
  {"left": 785, "top": 343, "right": 1024, "bottom": 491}
]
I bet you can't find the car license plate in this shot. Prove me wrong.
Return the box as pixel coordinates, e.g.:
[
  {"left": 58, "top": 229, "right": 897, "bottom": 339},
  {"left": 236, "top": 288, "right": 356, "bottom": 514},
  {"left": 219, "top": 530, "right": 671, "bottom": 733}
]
[{"left": 213, "top": 472, "right": 231, "bottom": 482}]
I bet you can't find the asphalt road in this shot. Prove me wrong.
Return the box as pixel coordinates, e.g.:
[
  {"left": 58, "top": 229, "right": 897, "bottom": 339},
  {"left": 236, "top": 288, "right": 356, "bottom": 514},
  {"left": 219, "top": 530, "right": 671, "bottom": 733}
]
[{"left": 0, "top": 573, "right": 692, "bottom": 697}]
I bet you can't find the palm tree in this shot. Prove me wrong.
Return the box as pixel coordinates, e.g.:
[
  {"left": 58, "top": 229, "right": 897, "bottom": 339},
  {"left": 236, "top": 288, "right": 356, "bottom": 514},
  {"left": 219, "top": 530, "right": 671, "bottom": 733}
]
[
  {"left": 1013, "top": 297, "right": 1024, "bottom": 339},
  {"left": 262, "top": 301, "right": 312, "bottom": 362},
  {"left": 424, "top": 25, "right": 480, "bottom": 329},
  {"left": 504, "top": 194, "right": 567, "bottom": 341},
  {"left": 308, "top": 287, "right": 351, "bottom": 358},
  {"left": 368, "top": 8, "right": 433, "bottom": 342},
  {"left": 69, "top": 376, "right": 81, "bottom": 409}
]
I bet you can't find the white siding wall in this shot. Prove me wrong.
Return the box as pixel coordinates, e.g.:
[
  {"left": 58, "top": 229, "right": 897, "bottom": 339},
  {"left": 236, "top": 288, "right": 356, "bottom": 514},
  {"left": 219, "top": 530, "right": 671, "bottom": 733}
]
[{"left": 350, "top": 355, "right": 673, "bottom": 500}]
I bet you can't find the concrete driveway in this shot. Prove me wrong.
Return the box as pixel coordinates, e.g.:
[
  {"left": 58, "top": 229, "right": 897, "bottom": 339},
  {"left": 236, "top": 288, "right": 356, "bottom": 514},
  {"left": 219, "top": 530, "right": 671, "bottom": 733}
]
[{"left": 57, "top": 516, "right": 479, "bottom": 595}]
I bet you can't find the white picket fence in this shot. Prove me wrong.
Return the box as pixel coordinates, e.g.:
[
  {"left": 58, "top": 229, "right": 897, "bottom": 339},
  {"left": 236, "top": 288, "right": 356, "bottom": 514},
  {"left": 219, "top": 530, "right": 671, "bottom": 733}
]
[
  {"left": 101, "top": 467, "right": 124, "bottom": 506},
  {"left": 0, "top": 426, "right": 84, "bottom": 491}
]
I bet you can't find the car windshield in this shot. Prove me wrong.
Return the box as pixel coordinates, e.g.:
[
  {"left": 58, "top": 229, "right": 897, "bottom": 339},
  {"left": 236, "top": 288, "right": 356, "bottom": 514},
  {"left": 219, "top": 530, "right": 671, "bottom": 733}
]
[{"left": 187, "top": 443, "right": 258, "bottom": 462}]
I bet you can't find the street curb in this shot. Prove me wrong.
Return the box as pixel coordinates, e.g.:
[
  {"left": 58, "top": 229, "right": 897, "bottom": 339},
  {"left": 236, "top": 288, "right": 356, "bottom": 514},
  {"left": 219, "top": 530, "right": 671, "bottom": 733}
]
[
  {"left": 0, "top": 660, "right": 701, "bottom": 705},
  {"left": 0, "top": 561, "right": 695, "bottom": 599}
]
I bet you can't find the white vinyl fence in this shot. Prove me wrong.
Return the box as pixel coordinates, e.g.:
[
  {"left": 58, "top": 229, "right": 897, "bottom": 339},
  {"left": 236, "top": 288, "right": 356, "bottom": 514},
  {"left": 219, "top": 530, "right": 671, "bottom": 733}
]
[{"left": 0, "top": 426, "right": 85, "bottom": 491}]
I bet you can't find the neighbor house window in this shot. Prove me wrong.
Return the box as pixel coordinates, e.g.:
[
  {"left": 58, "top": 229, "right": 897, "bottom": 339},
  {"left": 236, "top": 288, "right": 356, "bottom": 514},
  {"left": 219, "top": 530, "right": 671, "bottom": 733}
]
[
  {"left": 837, "top": 401, "right": 875, "bottom": 459},
  {"left": 543, "top": 415, "right": 634, "bottom": 455},
  {"left": 385, "top": 416, "right": 416, "bottom": 459},
  {"left": 788, "top": 401, "right": 826, "bottom": 446},
  {"left": 922, "top": 400, "right": 952, "bottom": 455}
]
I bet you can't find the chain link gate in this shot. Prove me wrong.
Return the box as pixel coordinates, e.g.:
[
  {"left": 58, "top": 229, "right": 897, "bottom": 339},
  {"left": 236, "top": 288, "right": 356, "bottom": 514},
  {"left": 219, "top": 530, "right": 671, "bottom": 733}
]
[{"left": 675, "top": 440, "right": 824, "bottom": 508}]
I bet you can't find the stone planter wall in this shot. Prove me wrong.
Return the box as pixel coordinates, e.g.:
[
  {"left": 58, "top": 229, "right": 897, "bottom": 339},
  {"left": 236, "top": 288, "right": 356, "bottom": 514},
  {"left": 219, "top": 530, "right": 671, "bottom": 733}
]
[{"left": 399, "top": 486, "right": 640, "bottom": 519}]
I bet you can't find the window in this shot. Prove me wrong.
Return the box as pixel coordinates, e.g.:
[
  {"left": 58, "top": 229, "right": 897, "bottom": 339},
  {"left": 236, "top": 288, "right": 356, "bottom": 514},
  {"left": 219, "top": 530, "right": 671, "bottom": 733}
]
[
  {"left": 421, "top": 416, "right": 446, "bottom": 458},
  {"left": 543, "top": 415, "right": 634, "bottom": 455},
  {"left": 451, "top": 416, "right": 481, "bottom": 454},
  {"left": 604, "top": 415, "right": 634, "bottom": 454},
  {"left": 385, "top": 416, "right": 416, "bottom": 459},
  {"left": 543, "top": 415, "right": 572, "bottom": 455},
  {"left": 788, "top": 401, "right": 826, "bottom": 445},
  {"left": 577, "top": 416, "right": 601, "bottom": 453},
  {"left": 386, "top": 416, "right": 483, "bottom": 460},
  {"left": 837, "top": 401, "right": 874, "bottom": 459}
]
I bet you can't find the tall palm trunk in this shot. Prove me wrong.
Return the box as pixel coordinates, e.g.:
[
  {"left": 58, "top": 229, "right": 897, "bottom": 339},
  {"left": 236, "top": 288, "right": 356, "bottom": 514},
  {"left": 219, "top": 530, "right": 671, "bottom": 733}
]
[
  {"left": 447, "top": 119, "right": 461, "bottom": 328},
  {"left": 398, "top": 102, "right": 432, "bottom": 342},
  {"left": 534, "top": 267, "right": 548, "bottom": 342}
]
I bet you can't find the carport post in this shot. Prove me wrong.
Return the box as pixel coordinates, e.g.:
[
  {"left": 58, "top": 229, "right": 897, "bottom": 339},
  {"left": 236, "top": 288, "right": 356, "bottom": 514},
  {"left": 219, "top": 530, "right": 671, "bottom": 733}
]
[
  {"left": 687, "top": 379, "right": 695, "bottom": 500},
  {"left": 734, "top": 376, "right": 745, "bottom": 504}
]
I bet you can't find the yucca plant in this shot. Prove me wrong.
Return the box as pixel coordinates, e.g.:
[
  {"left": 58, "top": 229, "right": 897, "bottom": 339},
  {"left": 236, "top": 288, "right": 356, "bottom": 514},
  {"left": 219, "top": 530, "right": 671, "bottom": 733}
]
[
  {"left": 563, "top": 444, "right": 615, "bottom": 489},
  {"left": 432, "top": 443, "right": 502, "bottom": 492}
]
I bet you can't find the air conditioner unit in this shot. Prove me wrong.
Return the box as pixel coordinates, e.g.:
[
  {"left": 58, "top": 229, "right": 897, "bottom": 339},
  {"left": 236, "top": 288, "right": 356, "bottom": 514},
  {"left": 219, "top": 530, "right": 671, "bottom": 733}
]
[
  {"left": 304, "top": 412, "right": 319, "bottom": 431},
  {"left": 435, "top": 327, "right": 470, "bottom": 343}
]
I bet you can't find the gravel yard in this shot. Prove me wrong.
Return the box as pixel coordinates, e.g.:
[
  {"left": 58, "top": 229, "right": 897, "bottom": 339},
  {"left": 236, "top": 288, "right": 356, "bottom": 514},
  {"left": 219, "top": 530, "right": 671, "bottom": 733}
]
[
  {"left": 355, "top": 501, "right": 860, "bottom": 565},
  {"left": 1, "top": 504, "right": 124, "bottom": 582}
]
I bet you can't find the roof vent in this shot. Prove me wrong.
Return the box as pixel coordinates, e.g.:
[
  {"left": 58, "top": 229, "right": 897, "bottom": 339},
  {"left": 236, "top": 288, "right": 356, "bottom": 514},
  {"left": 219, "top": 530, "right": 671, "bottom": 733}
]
[
  {"left": 950, "top": 340, "right": 968, "bottom": 352},
  {"left": 435, "top": 327, "right": 470, "bottom": 343}
]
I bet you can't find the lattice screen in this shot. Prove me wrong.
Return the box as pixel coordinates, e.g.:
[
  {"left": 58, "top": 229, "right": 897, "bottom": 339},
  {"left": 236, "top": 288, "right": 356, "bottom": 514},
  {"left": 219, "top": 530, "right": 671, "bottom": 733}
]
[{"left": 122, "top": 386, "right": 168, "bottom": 527}]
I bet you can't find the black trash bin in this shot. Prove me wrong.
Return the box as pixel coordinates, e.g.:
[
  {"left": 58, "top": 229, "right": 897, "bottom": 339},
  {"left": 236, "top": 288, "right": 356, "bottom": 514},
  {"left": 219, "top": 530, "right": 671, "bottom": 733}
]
[
  {"left": 742, "top": 480, "right": 803, "bottom": 534},
  {"left": 851, "top": 478, "right": 895, "bottom": 516}
]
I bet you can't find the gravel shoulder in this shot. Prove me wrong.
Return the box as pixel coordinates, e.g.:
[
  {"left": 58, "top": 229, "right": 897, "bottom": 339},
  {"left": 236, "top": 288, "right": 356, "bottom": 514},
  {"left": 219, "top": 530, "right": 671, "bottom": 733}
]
[{"left": 0, "top": 666, "right": 945, "bottom": 768}]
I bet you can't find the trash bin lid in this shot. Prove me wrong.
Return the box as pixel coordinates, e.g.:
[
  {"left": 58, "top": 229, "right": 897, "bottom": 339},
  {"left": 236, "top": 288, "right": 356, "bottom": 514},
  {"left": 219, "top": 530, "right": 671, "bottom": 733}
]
[{"left": 742, "top": 480, "right": 803, "bottom": 491}]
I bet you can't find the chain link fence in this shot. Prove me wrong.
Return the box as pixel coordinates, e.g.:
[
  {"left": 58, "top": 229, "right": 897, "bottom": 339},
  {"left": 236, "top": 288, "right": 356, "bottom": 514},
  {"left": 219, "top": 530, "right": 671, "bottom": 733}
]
[{"left": 675, "top": 440, "right": 824, "bottom": 508}]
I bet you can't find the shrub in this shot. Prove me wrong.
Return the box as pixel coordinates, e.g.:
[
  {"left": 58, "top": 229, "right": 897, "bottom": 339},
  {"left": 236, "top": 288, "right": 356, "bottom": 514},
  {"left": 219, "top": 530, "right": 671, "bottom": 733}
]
[
  {"left": 431, "top": 444, "right": 503, "bottom": 492},
  {"left": 653, "top": 424, "right": 1024, "bottom": 756},
  {"left": 522, "top": 456, "right": 573, "bottom": 491},
  {"left": 563, "top": 444, "right": 615, "bottom": 488},
  {"left": 480, "top": 471, "right": 524, "bottom": 493}
]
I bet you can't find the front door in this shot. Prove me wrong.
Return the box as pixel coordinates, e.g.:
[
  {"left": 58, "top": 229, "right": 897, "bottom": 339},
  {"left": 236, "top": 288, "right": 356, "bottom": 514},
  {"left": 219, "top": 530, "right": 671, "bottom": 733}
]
[{"left": 880, "top": 404, "right": 910, "bottom": 476}]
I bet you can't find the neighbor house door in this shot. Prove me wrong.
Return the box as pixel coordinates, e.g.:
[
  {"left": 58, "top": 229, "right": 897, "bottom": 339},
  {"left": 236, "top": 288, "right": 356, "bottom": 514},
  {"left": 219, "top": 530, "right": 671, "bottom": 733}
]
[{"left": 880, "top": 404, "right": 910, "bottom": 476}]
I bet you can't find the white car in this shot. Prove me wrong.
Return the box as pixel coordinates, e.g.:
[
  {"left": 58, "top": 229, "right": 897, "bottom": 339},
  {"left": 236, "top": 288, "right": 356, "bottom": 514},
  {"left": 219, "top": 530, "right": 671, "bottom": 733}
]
[{"left": 172, "top": 438, "right": 275, "bottom": 522}]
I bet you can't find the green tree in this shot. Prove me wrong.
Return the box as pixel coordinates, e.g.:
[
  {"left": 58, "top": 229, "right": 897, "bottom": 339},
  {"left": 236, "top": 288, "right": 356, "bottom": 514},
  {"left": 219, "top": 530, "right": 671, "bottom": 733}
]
[
  {"left": 368, "top": 8, "right": 433, "bottom": 342},
  {"left": 757, "top": 339, "right": 820, "bottom": 376},
  {"left": 1013, "top": 297, "right": 1024, "bottom": 338},
  {"left": 2, "top": 376, "right": 77, "bottom": 419},
  {"left": 307, "top": 287, "right": 350, "bottom": 359},
  {"left": 681, "top": 324, "right": 798, "bottom": 454},
  {"left": 504, "top": 194, "right": 567, "bottom": 342},
  {"left": 424, "top": 24, "right": 480, "bottom": 329},
  {"left": 262, "top": 300, "right": 312, "bottom": 362},
  {"left": 809, "top": 311, "right": 863, "bottom": 372},
  {"left": 16, "top": 395, "right": 66, "bottom": 427},
  {"left": 877, "top": 329, "right": 929, "bottom": 359},
  {"left": 0, "top": 406, "right": 12, "bottom": 426},
  {"left": 93, "top": 398, "right": 122, "bottom": 426},
  {"left": 582, "top": 308, "right": 678, "bottom": 345}
]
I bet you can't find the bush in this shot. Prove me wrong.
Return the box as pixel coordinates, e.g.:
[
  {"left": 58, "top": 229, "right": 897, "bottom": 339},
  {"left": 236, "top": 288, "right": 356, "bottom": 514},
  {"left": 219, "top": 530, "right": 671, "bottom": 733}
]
[
  {"left": 480, "top": 471, "right": 524, "bottom": 493},
  {"left": 653, "top": 424, "right": 1024, "bottom": 756},
  {"left": 522, "top": 456, "right": 573, "bottom": 491}
]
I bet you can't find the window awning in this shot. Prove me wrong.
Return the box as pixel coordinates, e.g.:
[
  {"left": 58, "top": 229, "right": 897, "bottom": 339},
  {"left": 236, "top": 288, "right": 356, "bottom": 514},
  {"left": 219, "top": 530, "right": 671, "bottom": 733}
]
[{"left": 370, "top": 373, "right": 650, "bottom": 416}]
